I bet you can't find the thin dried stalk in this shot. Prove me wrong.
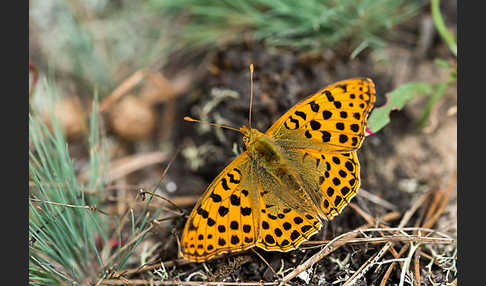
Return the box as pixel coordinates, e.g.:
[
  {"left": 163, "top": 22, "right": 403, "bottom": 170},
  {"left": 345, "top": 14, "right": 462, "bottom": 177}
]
[
  {"left": 342, "top": 244, "right": 389, "bottom": 286},
  {"left": 379, "top": 244, "right": 410, "bottom": 286},
  {"left": 358, "top": 188, "right": 398, "bottom": 211}
]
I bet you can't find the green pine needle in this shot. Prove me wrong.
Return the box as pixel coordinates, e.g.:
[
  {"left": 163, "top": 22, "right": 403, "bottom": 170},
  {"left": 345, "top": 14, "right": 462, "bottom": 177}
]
[{"left": 29, "top": 83, "right": 107, "bottom": 284}]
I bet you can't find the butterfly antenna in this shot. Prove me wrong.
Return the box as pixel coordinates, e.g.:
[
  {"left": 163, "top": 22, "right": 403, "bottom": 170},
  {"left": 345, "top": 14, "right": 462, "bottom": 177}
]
[
  {"left": 249, "top": 64, "right": 255, "bottom": 141},
  {"left": 184, "top": 117, "right": 241, "bottom": 133}
]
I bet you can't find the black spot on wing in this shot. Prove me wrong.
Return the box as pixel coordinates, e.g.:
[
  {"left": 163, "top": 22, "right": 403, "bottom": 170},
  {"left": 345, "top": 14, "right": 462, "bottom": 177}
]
[
  {"left": 289, "top": 116, "right": 299, "bottom": 129},
  {"left": 227, "top": 173, "right": 240, "bottom": 184},
  {"left": 337, "top": 84, "right": 347, "bottom": 92},
  {"left": 221, "top": 178, "right": 230, "bottom": 191},
  {"left": 294, "top": 111, "right": 307, "bottom": 120},
  {"left": 322, "top": 90, "right": 334, "bottom": 101},
  {"left": 309, "top": 101, "right": 320, "bottom": 112}
]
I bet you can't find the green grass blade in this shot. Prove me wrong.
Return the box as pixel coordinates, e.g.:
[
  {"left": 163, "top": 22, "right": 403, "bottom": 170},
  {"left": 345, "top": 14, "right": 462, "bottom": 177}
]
[
  {"left": 29, "top": 82, "right": 107, "bottom": 284},
  {"left": 431, "top": 0, "right": 457, "bottom": 57}
]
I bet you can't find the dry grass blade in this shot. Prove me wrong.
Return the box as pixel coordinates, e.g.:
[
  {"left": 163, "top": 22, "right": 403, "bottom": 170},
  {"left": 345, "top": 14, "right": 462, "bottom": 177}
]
[
  {"left": 282, "top": 182, "right": 449, "bottom": 284},
  {"left": 251, "top": 249, "right": 279, "bottom": 280},
  {"left": 103, "top": 217, "right": 155, "bottom": 269},
  {"left": 342, "top": 234, "right": 450, "bottom": 245},
  {"left": 398, "top": 190, "right": 432, "bottom": 228},
  {"left": 413, "top": 192, "right": 430, "bottom": 229},
  {"left": 379, "top": 244, "right": 410, "bottom": 286},
  {"left": 144, "top": 71, "right": 195, "bottom": 104},
  {"left": 111, "top": 259, "right": 189, "bottom": 278},
  {"left": 414, "top": 251, "right": 421, "bottom": 286},
  {"left": 133, "top": 196, "right": 199, "bottom": 212},
  {"left": 377, "top": 174, "right": 456, "bottom": 286},
  {"left": 29, "top": 198, "right": 111, "bottom": 216},
  {"left": 281, "top": 226, "right": 445, "bottom": 282},
  {"left": 303, "top": 232, "right": 452, "bottom": 246},
  {"left": 399, "top": 243, "right": 421, "bottom": 286},
  {"left": 105, "top": 151, "right": 169, "bottom": 184},
  {"left": 281, "top": 212, "right": 401, "bottom": 280},
  {"left": 358, "top": 188, "right": 398, "bottom": 211},
  {"left": 137, "top": 190, "right": 185, "bottom": 216},
  {"left": 387, "top": 244, "right": 406, "bottom": 268},
  {"left": 342, "top": 243, "right": 391, "bottom": 286},
  {"left": 422, "top": 172, "right": 455, "bottom": 228},
  {"left": 281, "top": 229, "right": 362, "bottom": 282},
  {"left": 424, "top": 188, "right": 443, "bottom": 224},
  {"left": 349, "top": 202, "right": 376, "bottom": 225},
  {"left": 134, "top": 195, "right": 199, "bottom": 209}
]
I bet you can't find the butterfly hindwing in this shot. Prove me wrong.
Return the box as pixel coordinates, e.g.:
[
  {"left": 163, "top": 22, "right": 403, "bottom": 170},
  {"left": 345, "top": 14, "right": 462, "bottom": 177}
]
[
  {"left": 257, "top": 198, "right": 322, "bottom": 251},
  {"left": 181, "top": 153, "right": 260, "bottom": 262},
  {"left": 252, "top": 167, "right": 322, "bottom": 252},
  {"left": 266, "top": 78, "right": 376, "bottom": 152},
  {"left": 295, "top": 149, "right": 361, "bottom": 219}
]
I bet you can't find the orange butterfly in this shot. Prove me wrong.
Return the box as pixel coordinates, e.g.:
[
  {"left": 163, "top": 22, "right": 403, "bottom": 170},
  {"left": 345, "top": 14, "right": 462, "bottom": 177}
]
[{"left": 181, "top": 65, "right": 375, "bottom": 262}]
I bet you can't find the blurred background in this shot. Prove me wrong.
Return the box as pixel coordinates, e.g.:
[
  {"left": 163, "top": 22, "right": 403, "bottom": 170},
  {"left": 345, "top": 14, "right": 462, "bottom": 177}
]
[{"left": 29, "top": 0, "right": 457, "bottom": 284}]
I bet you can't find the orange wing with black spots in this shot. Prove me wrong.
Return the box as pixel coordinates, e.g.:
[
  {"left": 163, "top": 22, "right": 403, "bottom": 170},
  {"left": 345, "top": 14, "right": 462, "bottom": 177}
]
[
  {"left": 266, "top": 78, "right": 375, "bottom": 152},
  {"left": 182, "top": 76, "right": 375, "bottom": 261},
  {"left": 251, "top": 163, "right": 324, "bottom": 252},
  {"left": 256, "top": 195, "right": 322, "bottom": 252},
  {"left": 180, "top": 153, "right": 260, "bottom": 262},
  {"left": 298, "top": 149, "right": 361, "bottom": 219},
  {"left": 262, "top": 78, "right": 374, "bottom": 221}
]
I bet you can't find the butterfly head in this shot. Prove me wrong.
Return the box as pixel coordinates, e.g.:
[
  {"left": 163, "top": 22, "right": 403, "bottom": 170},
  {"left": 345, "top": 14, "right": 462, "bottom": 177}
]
[
  {"left": 240, "top": 125, "right": 256, "bottom": 145},
  {"left": 240, "top": 125, "right": 265, "bottom": 147}
]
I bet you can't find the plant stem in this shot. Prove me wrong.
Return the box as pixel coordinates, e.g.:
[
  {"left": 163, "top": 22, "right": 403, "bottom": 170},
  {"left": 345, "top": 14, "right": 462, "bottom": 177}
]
[{"left": 431, "top": 0, "right": 457, "bottom": 57}]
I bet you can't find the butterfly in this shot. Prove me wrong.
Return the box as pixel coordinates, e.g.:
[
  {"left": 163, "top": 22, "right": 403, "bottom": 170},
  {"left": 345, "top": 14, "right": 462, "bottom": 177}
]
[{"left": 181, "top": 67, "right": 375, "bottom": 262}]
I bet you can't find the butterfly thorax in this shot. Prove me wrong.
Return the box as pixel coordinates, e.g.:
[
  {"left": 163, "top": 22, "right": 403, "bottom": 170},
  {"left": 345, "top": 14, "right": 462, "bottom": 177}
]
[
  {"left": 240, "top": 125, "right": 280, "bottom": 165},
  {"left": 241, "top": 125, "right": 312, "bottom": 207}
]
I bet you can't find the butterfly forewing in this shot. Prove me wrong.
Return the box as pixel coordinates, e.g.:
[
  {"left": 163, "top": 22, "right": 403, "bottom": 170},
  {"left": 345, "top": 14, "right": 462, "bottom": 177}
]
[
  {"left": 263, "top": 78, "right": 374, "bottom": 222},
  {"left": 180, "top": 153, "right": 260, "bottom": 262},
  {"left": 266, "top": 78, "right": 376, "bottom": 152}
]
